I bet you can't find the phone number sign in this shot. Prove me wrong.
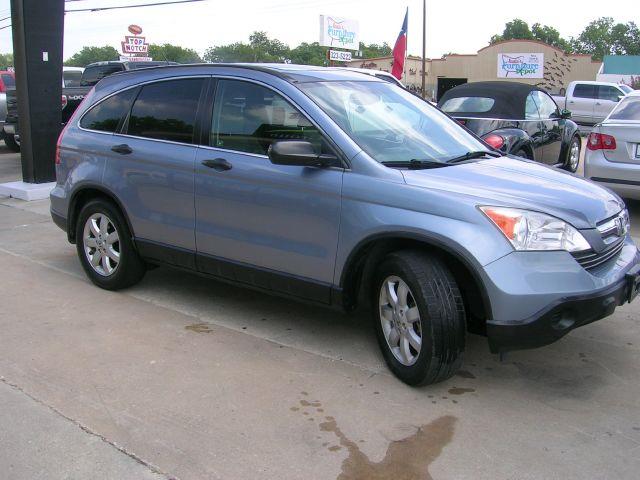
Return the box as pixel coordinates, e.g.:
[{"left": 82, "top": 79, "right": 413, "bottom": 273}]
[
  {"left": 122, "top": 36, "right": 149, "bottom": 54},
  {"left": 329, "top": 50, "right": 352, "bottom": 62}
]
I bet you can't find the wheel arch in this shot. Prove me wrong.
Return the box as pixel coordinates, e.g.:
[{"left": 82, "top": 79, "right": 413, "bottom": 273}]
[
  {"left": 339, "top": 232, "right": 493, "bottom": 332},
  {"left": 67, "top": 184, "right": 134, "bottom": 244}
]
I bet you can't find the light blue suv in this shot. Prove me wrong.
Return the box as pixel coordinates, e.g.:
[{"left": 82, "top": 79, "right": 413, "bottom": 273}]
[{"left": 51, "top": 64, "right": 640, "bottom": 385}]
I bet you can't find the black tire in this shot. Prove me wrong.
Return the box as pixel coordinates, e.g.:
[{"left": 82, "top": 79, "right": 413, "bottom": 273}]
[
  {"left": 515, "top": 148, "right": 529, "bottom": 160},
  {"left": 75, "top": 199, "right": 146, "bottom": 290},
  {"left": 372, "top": 250, "right": 466, "bottom": 386},
  {"left": 564, "top": 136, "right": 581, "bottom": 173},
  {"left": 4, "top": 133, "right": 20, "bottom": 152}
]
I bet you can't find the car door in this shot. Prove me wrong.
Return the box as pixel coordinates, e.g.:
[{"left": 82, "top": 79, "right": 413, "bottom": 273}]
[
  {"left": 594, "top": 85, "right": 625, "bottom": 124},
  {"left": 524, "top": 92, "right": 544, "bottom": 161},
  {"left": 102, "top": 77, "right": 206, "bottom": 267},
  {"left": 194, "top": 78, "right": 344, "bottom": 303},
  {"left": 532, "top": 90, "right": 563, "bottom": 165},
  {"left": 568, "top": 83, "right": 596, "bottom": 123}
]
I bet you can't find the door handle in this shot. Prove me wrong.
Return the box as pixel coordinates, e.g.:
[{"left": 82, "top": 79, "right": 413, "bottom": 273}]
[
  {"left": 111, "top": 144, "right": 132, "bottom": 155},
  {"left": 595, "top": 102, "right": 602, "bottom": 105},
  {"left": 202, "top": 158, "right": 232, "bottom": 171}
]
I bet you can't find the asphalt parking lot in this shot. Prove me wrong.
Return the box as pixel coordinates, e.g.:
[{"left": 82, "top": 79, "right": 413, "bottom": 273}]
[{"left": 1, "top": 138, "right": 640, "bottom": 480}]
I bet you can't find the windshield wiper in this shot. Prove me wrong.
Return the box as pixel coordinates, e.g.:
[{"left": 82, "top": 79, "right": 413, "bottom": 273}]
[
  {"left": 445, "top": 150, "right": 502, "bottom": 164},
  {"left": 382, "top": 159, "right": 449, "bottom": 170}
]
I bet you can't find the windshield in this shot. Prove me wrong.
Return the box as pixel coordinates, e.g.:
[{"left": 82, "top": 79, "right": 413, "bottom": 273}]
[
  {"left": 619, "top": 85, "right": 633, "bottom": 94},
  {"left": 298, "top": 81, "right": 487, "bottom": 164},
  {"left": 609, "top": 96, "right": 640, "bottom": 121}
]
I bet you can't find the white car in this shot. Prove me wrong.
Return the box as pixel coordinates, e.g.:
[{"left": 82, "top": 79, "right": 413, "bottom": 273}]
[{"left": 584, "top": 90, "right": 640, "bottom": 199}]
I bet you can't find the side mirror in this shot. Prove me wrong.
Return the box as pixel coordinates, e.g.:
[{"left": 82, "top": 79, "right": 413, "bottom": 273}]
[
  {"left": 268, "top": 140, "right": 339, "bottom": 168},
  {"left": 560, "top": 109, "right": 572, "bottom": 119}
]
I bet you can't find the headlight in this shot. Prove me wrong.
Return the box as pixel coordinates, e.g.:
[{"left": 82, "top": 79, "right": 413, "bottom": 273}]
[{"left": 479, "top": 206, "right": 591, "bottom": 252}]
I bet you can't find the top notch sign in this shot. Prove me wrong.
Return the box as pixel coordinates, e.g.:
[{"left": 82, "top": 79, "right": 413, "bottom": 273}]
[
  {"left": 319, "top": 15, "right": 359, "bottom": 51},
  {"left": 122, "top": 35, "right": 149, "bottom": 55}
]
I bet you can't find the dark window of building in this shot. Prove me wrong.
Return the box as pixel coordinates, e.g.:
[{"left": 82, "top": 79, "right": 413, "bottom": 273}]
[
  {"left": 211, "top": 79, "right": 323, "bottom": 155},
  {"left": 80, "top": 88, "right": 136, "bottom": 133},
  {"left": 127, "top": 78, "right": 204, "bottom": 144}
]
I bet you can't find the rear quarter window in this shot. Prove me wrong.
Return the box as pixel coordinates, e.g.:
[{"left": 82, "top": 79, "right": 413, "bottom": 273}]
[
  {"left": 80, "top": 89, "right": 136, "bottom": 132},
  {"left": 440, "top": 96, "right": 495, "bottom": 113}
]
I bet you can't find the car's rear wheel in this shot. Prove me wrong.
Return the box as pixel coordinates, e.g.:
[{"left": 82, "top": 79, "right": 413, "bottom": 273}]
[
  {"left": 4, "top": 133, "right": 20, "bottom": 152},
  {"left": 76, "top": 199, "right": 145, "bottom": 290},
  {"left": 372, "top": 250, "right": 466, "bottom": 386},
  {"left": 515, "top": 148, "right": 530, "bottom": 160},
  {"left": 564, "top": 136, "right": 581, "bottom": 173}
]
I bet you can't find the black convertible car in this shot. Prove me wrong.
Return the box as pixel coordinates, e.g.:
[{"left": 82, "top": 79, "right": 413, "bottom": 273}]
[{"left": 438, "top": 81, "right": 581, "bottom": 172}]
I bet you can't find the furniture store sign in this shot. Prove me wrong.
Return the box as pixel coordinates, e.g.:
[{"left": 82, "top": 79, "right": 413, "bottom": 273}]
[
  {"left": 319, "top": 15, "right": 359, "bottom": 51},
  {"left": 497, "top": 53, "right": 544, "bottom": 78}
]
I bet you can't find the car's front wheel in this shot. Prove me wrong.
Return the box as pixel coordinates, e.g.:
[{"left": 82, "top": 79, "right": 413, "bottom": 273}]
[
  {"left": 75, "top": 199, "right": 146, "bottom": 290},
  {"left": 564, "top": 136, "right": 581, "bottom": 173},
  {"left": 372, "top": 250, "right": 466, "bottom": 386}
]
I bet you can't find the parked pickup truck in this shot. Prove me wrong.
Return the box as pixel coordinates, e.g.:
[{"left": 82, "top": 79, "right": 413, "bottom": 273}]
[
  {"left": 552, "top": 81, "right": 633, "bottom": 125},
  {"left": 3, "top": 60, "right": 176, "bottom": 152}
]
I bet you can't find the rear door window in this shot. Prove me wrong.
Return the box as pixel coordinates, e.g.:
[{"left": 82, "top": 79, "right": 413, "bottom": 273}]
[
  {"left": 573, "top": 84, "right": 597, "bottom": 99},
  {"left": 80, "top": 88, "right": 136, "bottom": 132},
  {"left": 127, "top": 78, "right": 204, "bottom": 144},
  {"left": 211, "top": 79, "right": 324, "bottom": 155}
]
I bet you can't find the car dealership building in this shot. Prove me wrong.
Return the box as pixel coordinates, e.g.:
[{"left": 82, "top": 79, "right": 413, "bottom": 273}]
[{"left": 347, "top": 39, "right": 601, "bottom": 101}]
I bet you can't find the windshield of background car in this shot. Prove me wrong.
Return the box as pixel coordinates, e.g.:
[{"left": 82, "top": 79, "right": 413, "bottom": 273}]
[
  {"left": 299, "top": 81, "right": 487, "bottom": 163},
  {"left": 619, "top": 85, "right": 633, "bottom": 95},
  {"left": 608, "top": 96, "right": 640, "bottom": 121},
  {"left": 440, "top": 96, "right": 495, "bottom": 114},
  {"left": 63, "top": 70, "right": 82, "bottom": 88}
]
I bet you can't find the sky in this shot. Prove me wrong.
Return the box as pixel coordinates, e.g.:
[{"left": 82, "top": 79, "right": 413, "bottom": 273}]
[{"left": 0, "top": 0, "right": 639, "bottom": 60}]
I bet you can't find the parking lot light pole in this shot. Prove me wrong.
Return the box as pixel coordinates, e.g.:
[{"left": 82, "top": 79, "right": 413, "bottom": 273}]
[{"left": 9, "top": 0, "right": 64, "bottom": 185}]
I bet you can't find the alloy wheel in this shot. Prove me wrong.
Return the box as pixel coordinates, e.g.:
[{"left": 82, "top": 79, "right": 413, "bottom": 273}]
[
  {"left": 569, "top": 139, "right": 580, "bottom": 171},
  {"left": 83, "top": 213, "right": 120, "bottom": 276},
  {"left": 379, "top": 275, "right": 422, "bottom": 366}
]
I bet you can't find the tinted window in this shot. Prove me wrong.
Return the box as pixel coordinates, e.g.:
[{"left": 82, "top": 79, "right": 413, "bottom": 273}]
[
  {"left": 80, "top": 88, "right": 136, "bottom": 132},
  {"left": 211, "top": 80, "right": 323, "bottom": 155},
  {"left": 80, "top": 65, "right": 123, "bottom": 87},
  {"left": 525, "top": 93, "right": 540, "bottom": 119},
  {"left": 532, "top": 91, "right": 559, "bottom": 118},
  {"left": 598, "top": 86, "right": 624, "bottom": 102},
  {"left": 441, "top": 96, "right": 495, "bottom": 113},
  {"left": 609, "top": 97, "right": 640, "bottom": 121},
  {"left": 1, "top": 74, "right": 15, "bottom": 88},
  {"left": 128, "top": 78, "right": 204, "bottom": 144},
  {"left": 573, "top": 84, "right": 597, "bottom": 99},
  {"left": 63, "top": 70, "right": 82, "bottom": 88}
]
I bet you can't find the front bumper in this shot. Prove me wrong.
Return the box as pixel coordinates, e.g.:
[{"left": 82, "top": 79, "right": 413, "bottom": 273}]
[
  {"left": 483, "top": 236, "right": 640, "bottom": 353},
  {"left": 487, "top": 264, "right": 640, "bottom": 352}
]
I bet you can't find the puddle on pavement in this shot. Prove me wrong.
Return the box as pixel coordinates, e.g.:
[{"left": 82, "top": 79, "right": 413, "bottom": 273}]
[
  {"left": 185, "top": 323, "right": 214, "bottom": 333},
  {"left": 447, "top": 387, "right": 475, "bottom": 396},
  {"left": 292, "top": 393, "right": 456, "bottom": 480}
]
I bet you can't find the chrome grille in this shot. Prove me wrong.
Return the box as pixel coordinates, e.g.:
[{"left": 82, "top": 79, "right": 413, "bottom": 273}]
[
  {"left": 572, "top": 210, "right": 628, "bottom": 271},
  {"left": 572, "top": 237, "right": 625, "bottom": 270}
]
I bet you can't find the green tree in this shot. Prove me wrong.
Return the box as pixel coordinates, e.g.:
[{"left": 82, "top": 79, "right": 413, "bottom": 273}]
[
  {"left": 531, "top": 23, "right": 571, "bottom": 51},
  {"left": 203, "top": 31, "right": 290, "bottom": 63},
  {"left": 147, "top": 43, "right": 201, "bottom": 63},
  {"left": 358, "top": 42, "right": 392, "bottom": 58},
  {"left": 289, "top": 42, "right": 326, "bottom": 66},
  {"left": 203, "top": 42, "right": 257, "bottom": 63},
  {"left": 491, "top": 18, "right": 533, "bottom": 43},
  {"left": 572, "top": 17, "right": 640, "bottom": 60},
  {"left": 64, "top": 46, "right": 119, "bottom": 67},
  {"left": 0, "top": 53, "right": 13, "bottom": 70}
]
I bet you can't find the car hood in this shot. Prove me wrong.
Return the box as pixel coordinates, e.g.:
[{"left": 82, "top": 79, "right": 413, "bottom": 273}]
[{"left": 401, "top": 157, "right": 623, "bottom": 229}]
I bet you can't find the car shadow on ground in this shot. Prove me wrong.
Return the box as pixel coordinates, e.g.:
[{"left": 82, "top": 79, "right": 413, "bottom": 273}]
[{"left": 125, "top": 261, "right": 624, "bottom": 399}]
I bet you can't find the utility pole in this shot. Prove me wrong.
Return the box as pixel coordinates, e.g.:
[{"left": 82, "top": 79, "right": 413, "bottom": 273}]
[
  {"left": 421, "top": 0, "right": 426, "bottom": 99},
  {"left": 10, "top": 0, "right": 64, "bottom": 184}
]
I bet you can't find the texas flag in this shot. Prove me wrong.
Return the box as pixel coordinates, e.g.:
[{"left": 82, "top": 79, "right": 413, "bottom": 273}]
[{"left": 391, "top": 8, "right": 408, "bottom": 80}]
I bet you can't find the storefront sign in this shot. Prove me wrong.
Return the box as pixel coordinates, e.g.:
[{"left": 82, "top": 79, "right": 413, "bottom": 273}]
[
  {"left": 120, "top": 55, "right": 153, "bottom": 62},
  {"left": 121, "top": 35, "right": 149, "bottom": 54},
  {"left": 329, "top": 50, "right": 352, "bottom": 62},
  {"left": 497, "top": 53, "right": 544, "bottom": 78},
  {"left": 319, "top": 15, "right": 359, "bottom": 51}
]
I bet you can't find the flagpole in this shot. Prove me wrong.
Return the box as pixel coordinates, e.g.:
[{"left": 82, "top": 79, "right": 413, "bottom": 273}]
[{"left": 421, "top": 0, "right": 426, "bottom": 98}]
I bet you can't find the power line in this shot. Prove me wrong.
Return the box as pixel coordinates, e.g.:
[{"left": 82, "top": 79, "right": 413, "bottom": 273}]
[
  {"left": 0, "top": 24, "right": 11, "bottom": 31},
  {"left": 65, "top": 0, "right": 206, "bottom": 13}
]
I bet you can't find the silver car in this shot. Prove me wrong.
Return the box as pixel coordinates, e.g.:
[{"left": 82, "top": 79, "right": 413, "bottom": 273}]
[{"left": 585, "top": 91, "right": 640, "bottom": 199}]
